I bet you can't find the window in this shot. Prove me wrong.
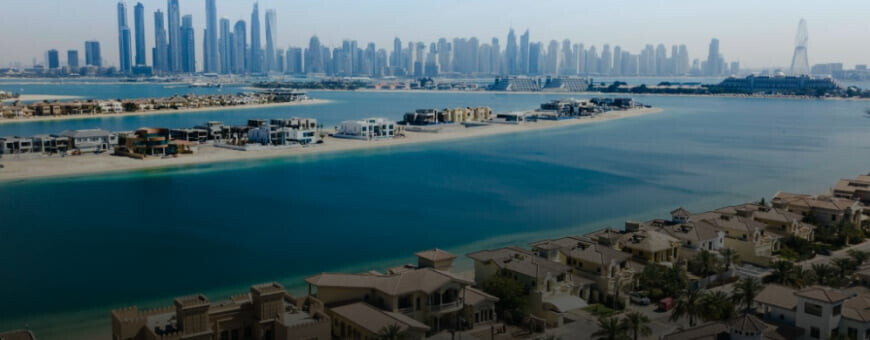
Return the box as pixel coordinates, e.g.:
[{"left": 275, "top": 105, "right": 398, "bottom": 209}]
[
  {"left": 805, "top": 302, "right": 823, "bottom": 317},
  {"left": 847, "top": 328, "right": 857, "bottom": 339},
  {"left": 833, "top": 304, "right": 842, "bottom": 315},
  {"left": 810, "top": 327, "right": 820, "bottom": 339}
]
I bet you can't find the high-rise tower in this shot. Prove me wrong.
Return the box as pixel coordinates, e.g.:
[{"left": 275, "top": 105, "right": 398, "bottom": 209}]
[
  {"left": 265, "top": 9, "right": 277, "bottom": 72},
  {"left": 249, "top": 3, "right": 262, "bottom": 73},
  {"left": 133, "top": 2, "right": 146, "bottom": 66},
  {"left": 790, "top": 18, "right": 810, "bottom": 75},
  {"left": 117, "top": 1, "right": 132, "bottom": 72},
  {"left": 204, "top": 0, "right": 219, "bottom": 73},
  {"left": 167, "top": 0, "right": 181, "bottom": 72}
]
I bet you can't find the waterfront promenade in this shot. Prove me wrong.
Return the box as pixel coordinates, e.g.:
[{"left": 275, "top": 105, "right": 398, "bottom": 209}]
[{"left": 0, "top": 107, "right": 661, "bottom": 181}]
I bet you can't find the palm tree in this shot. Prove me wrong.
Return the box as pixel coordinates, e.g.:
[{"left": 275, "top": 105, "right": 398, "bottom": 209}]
[
  {"left": 812, "top": 263, "right": 836, "bottom": 286},
  {"left": 720, "top": 248, "right": 740, "bottom": 271},
  {"left": 670, "top": 287, "right": 705, "bottom": 326},
  {"left": 592, "top": 316, "right": 628, "bottom": 340},
  {"left": 767, "top": 260, "right": 796, "bottom": 286},
  {"left": 690, "top": 250, "right": 721, "bottom": 276},
  {"left": 700, "top": 290, "right": 737, "bottom": 321},
  {"left": 731, "top": 277, "right": 763, "bottom": 314},
  {"left": 621, "top": 311, "right": 652, "bottom": 340},
  {"left": 377, "top": 324, "right": 404, "bottom": 340},
  {"left": 848, "top": 250, "right": 869, "bottom": 266},
  {"left": 790, "top": 266, "right": 816, "bottom": 288},
  {"left": 832, "top": 257, "right": 857, "bottom": 282}
]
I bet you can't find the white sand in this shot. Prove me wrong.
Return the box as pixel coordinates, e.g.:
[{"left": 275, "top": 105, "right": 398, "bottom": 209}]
[
  {"left": 0, "top": 107, "right": 662, "bottom": 181},
  {"left": 0, "top": 99, "right": 329, "bottom": 124},
  {"left": 2, "top": 94, "right": 82, "bottom": 102}
]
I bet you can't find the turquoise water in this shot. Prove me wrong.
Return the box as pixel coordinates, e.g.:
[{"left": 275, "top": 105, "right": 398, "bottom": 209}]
[{"left": 1, "top": 89, "right": 869, "bottom": 339}]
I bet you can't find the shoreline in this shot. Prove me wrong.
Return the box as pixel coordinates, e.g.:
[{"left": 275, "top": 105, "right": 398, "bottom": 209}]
[
  {"left": 2, "top": 94, "right": 82, "bottom": 102},
  {"left": 319, "top": 88, "right": 870, "bottom": 101},
  {"left": 0, "top": 107, "right": 662, "bottom": 182},
  {"left": 0, "top": 99, "right": 330, "bottom": 125}
]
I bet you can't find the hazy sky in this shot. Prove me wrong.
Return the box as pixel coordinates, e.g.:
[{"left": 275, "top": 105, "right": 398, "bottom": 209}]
[{"left": 0, "top": 0, "right": 868, "bottom": 69}]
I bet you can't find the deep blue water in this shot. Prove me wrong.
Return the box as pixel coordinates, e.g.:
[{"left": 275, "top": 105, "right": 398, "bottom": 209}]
[{"left": 0, "top": 89, "right": 869, "bottom": 339}]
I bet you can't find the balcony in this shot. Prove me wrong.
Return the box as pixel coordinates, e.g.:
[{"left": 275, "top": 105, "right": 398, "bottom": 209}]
[{"left": 429, "top": 300, "right": 462, "bottom": 313}]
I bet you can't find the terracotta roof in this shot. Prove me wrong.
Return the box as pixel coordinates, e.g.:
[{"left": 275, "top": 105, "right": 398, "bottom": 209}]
[
  {"left": 330, "top": 302, "right": 429, "bottom": 335},
  {"left": 660, "top": 222, "right": 720, "bottom": 242},
  {"left": 467, "top": 247, "right": 570, "bottom": 280},
  {"left": 773, "top": 192, "right": 859, "bottom": 212},
  {"left": 755, "top": 284, "right": 797, "bottom": 310},
  {"left": 727, "top": 314, "right": 767, "bottom": 333},
  {"left": 621, "top": 230, "right": 680, "bottom": 252},
  {"left": 415, "top": 248, "right": 457, "bottom": 262},
  {"left": 464, "top": 287, "right": 499, "bottom": 306},
  {"left": 671, "top": 207, "right": 691, "bottom": 218},
  {"left": 662, "top": 322, "right": 727, "bottom": 340},
  {"left": 795, "top": 286, "right": 852, "bottom": 303},
  {"left": 305, "top": 267, "right": 472, "bottom": 296},
  {"left": 568, "top": 242, "right": 631, "bottom": 266},
  {"left": 843, "top": 292, "right": 870, "bottom": 322}
]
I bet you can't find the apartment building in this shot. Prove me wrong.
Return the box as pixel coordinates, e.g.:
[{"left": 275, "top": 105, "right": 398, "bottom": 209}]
[{"left": 755, "top": 284, "right": 870, "bottom": 340}]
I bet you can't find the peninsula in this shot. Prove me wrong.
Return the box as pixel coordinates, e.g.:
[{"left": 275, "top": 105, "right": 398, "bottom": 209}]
[{"left": 0, "top": 104, "right": 661, "bottom": 181}]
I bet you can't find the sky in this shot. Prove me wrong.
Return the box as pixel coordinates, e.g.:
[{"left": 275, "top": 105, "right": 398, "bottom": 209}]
[{"left": 0, "top": 0, "right": 868, "bottom": 69}]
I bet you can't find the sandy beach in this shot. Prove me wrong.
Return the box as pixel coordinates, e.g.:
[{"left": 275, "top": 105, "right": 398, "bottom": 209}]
[
  {"left": 0, "top": 107, "right": 662, "bottom": 182},
  {"left": 2, "top": 94, "right": 82, "bottom": 102},
  {"left": 0, "top": 99, "right": 329, "bottom": 125}
]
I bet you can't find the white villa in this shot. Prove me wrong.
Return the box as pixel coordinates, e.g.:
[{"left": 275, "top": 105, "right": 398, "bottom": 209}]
[{"left": 335, "top": 118, "right": 396, "bottom": 140}]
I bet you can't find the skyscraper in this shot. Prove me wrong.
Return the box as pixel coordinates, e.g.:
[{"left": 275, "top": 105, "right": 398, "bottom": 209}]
[
  {"left": 47, "top": 50, "right": 60, "bottom": 69},
  {"left": 219, "top": 18, "right": 232, "bottom": 74},
  {"left": 601, "top": 44, "right": 612, "bottom": 76},
  {"left": 67, "top": 50, "right": 80, "bottom": 68},
  {"left": 392, "top": 37, "right": 402, "bottom": 71},
  {"left": 307, "top": 36, "right": 323, "bottom": 74},
  {"left": 85, "top": 41, "right": 102, "bottom": 67},
  {"left": 133, "top": 2, "right": 146, "bottom": 66},
  {"left": 204, "top": 0, "right": 219, "bottom": 73},
  {"left": 705, "top": 38, "right": 721, "bottom": 76},
  {"left": 181, "top": 15, "right": 196, "bottom": 72},
  {"left": 249, "top": 3, "right": 262, "bottom": 73},
  {"left": 519, "top": 29, "right": 530, "bottom": 74},
  {"left": 233, "top": 20, "right": 247, "bottom": 74},
  {"left": 490, "top": 38, "right": 500, "bottom": 75},
  {"left": 505, "top": 28, "right": 517, "bottom": 75},
  {"left": 790, "top": 18, "right": 810, "bottom": 75},
  {"left": 153, "top": 9, "right": 168, "bottom": 72},
  {"left": 117, "top": 1, "right": 132, "bottom": 72},
  {"left": 286, "top": 47, "right": 303, "bottom": 74},
  {"left": 265, "top": 9, "right": 277, "bottom": 72},
  {"left": 167, "top": 0, "right": 181, "bottom": 72}
]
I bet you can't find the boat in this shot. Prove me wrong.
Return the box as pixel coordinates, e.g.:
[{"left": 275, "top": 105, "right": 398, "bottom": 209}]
[{"left": 189, "top": 82, "right": 222, "bottom": 88}]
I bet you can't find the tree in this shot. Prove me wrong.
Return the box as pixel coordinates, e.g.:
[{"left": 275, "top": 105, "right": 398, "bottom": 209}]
[
  {"left": 592, "top": 316, "right": 628, "bottom": 340},
  {"left": 638, "top": 264, "right": 687, "bottom": 299},
  {"left": 536, "top": 335, "right": 561, "bottom": 340},
  {"left": 670, "top": 287, "right": 706, "bottom": 327},
  {"left": 766, "top": 260, "right": 796, "bottom": 286},
  {"left": 832, "top": 257, "right": 857, "bottom": 282},
  {"left": 720, "top": 248, "right": 740, "bottom": 271},
  {"left": 377, "top": 324, "right": 404, "bottom": 340},
  {"left": 700, "top": 290, "right": 737, "bottom": 321},
  {"left": 812, "top": 263, "right": 836, "bottom": 286},
  {"left": 731, "top": 278, "right": 763, "bottom": 314},
  {"left": 483, "top": 274, "right": 528, "bottom": 318},
  {"left": 621, "top": 310, "right": 652, "bottom": 340},
  {"left": 688, "top": 250, "right": 721, "bottom": 277},
  {"left": 848, "top": 250, "right": 869, "bottom": 266}
]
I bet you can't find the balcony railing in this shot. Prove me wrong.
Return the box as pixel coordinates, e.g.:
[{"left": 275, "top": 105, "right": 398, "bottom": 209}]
[
  {"left": 429, "top": 300, "right": 461, "bottom": 313},
  {"left": 398, "top": 307, "right": 414, "bottom": 315}
]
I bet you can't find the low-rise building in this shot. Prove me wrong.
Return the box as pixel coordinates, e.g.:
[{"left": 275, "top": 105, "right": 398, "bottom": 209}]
[
  {"left": 468, "top": 246, "right": 592, "bottom": 326},
  {"left": 662, "top": 314, "right": 801, "bottom": 340},
  {"left": 247, "top": 118, "right": 319, "bottom": 146},
  {"left": 773, "top": 192, "right": 863, "bottom": 226},
  {"left": 115, "top": 128, "right": 193, "bottom": 159},
  {"left": 755, "top": 284, "right": 870, "bottom": 340},
  {"left": 58, "top": 129, "right": 117, "bottom": 153},
  {"left": 529, "top": 236, "right": 631, "bottom": 304},
  {"left": 335, "top": 118, "right": 395, "bottom": 140},
  {"left": 833, "top": 175, "right": 870, "bottom": 205},
  {"left": 111, "top": 282, "right": 330, "bottom": 340},
  {"left": 0, "top": 329, "right": 36, "bottom": 340},
  {"left": 305, "top": 250, "right": 495, "bottom": 335}
]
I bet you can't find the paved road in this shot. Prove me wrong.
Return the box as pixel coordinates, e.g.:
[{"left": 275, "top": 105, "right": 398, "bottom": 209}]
[{"left": 800, "top": 239, "right": 870, "bottom": 268}]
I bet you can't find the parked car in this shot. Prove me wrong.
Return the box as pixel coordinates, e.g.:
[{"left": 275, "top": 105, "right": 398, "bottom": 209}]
[
  {"left": 629, "top": 292, "right": 651, "bottom": 305},
  {"left": 817, "top": 248, "right": 833, "bottom": 256},
  {"left": 657, "top": 297, "right": 674, "bottom": 312}
]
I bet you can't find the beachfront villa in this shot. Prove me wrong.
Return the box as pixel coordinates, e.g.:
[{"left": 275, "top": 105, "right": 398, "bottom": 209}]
[
  {"left": 115, "top": 128, "right": 195, "bottom": 159},
  {"left": 492, "top": 112, "right": 529, "bottom": 124},
  {"left": 58, "top": 129, "right": 117, "bottom": 153},
  {"left": 529, "top": 236, "right": 633, "bottom": 305},
  {"left": 772, "top": 192, "right": 864, "bottom": 227},
  {"left": 110, "top": 282, "right": 330, "bottom": 340},
  {"left": 305, "top": 250, "right": 497, "bottom": 337},
  {"left": 401, "top": 107, "right": 493, "bottom": 125},
  {"left": 467, "top": 246, "right": 593, "bottom": 327},
  {"left": 833, "top": 175, "right": 870, "bottom": 205},
  {"left": 755, "top": 284, "right": 870, "bottom": 340},
  {"left": 247, "top": 118, "right": 320, "bottom": 146},
  {"left": 335, "top": 118, "right": 396, "bottom": 140}
]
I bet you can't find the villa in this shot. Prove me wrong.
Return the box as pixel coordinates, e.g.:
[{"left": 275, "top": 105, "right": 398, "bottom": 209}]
[
  {"left": 115, "top": 128, "right": 195, "bottom": 159},
  {"left": 773, "top": 192, "right": 864, "bottom": 226},
  {"left": 468, "top": 246, "right": 592, "bottom": 327},
  {"left": 110, "top": 282, "right": 330, "bottom": 340},
  {"left": 334, "top": 118, "right": 396, "bottom": 140},
  {"left": 305, "top": 250, "right": 497, "bottom": 337},
  {"left": 833, "top": 175, "right": 870, "bottom": 205},
  {"left": 755, "top": 284, "right": 870, "bottom": 340},
  {"left": 529, "top": 236, "right": 633, "bottom": 305},
  {"left": 58, "top": 129, "right": 117, "bottom": 153}
]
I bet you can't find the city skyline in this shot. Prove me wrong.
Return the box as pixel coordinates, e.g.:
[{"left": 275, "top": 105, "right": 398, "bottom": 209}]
[{"left": 1, "top": 0, "right": 868, "bottom": 70}]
